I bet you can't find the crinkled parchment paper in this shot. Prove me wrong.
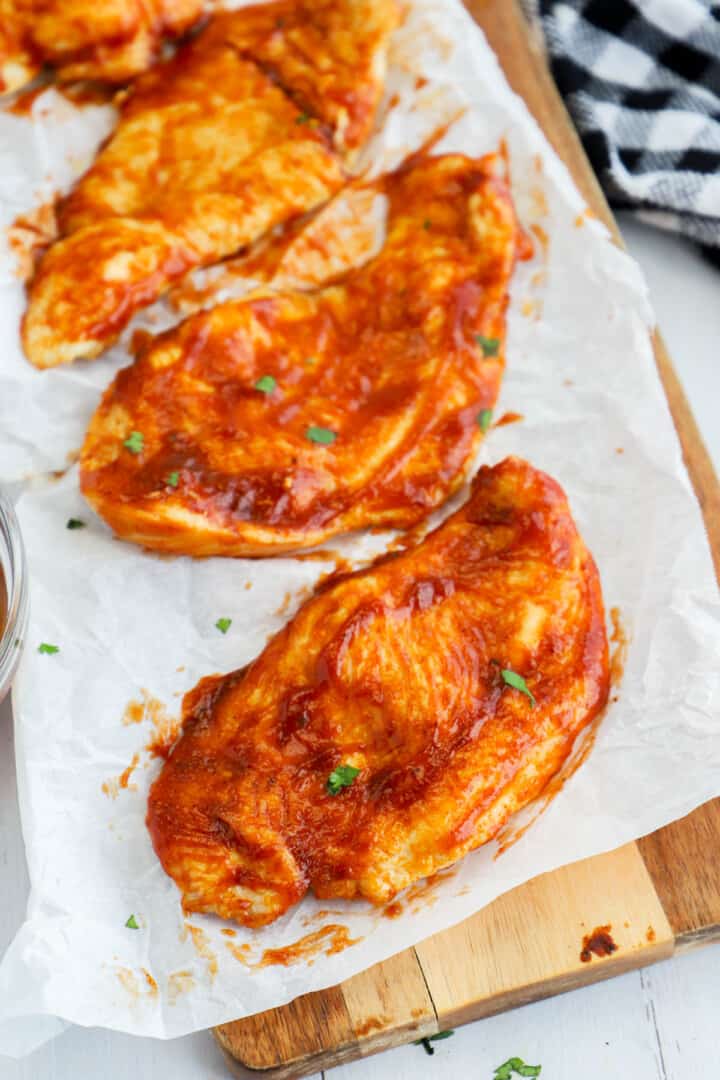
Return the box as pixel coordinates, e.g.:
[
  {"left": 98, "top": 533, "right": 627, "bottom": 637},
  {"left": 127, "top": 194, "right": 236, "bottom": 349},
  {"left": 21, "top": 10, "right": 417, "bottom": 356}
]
[{"left": 1, "top": 0, "right": 720, "bottom": 1057}]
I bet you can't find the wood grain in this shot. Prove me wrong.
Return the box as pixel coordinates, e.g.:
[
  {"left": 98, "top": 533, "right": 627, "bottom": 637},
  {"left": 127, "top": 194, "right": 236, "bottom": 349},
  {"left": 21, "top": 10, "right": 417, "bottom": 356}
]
[
  {"left": 216, "top": 949, "right": 436, "bottom": 1078},
  {"left": 214, "top": 1, "right": 720, "bottom": 1074},
  {"left": 415, "top": 845, "right": 672, "bottom": 1030},
  {"left": 638, "top": 800, "right": 720, "bottom": 950}
]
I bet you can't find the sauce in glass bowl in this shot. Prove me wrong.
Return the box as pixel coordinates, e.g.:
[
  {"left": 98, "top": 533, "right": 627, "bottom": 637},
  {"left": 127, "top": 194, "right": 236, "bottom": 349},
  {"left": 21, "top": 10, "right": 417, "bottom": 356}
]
[{"left": 0, "top": 488, "right": 28, "bottom": 703}]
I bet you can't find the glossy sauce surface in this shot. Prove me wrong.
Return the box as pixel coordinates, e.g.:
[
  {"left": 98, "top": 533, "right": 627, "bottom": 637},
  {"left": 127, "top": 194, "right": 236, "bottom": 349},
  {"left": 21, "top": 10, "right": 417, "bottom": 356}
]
[
  {"left": 0, "top": 0, "right": 207, "bottom": 94},
  {"left": 81, "top": 153, "right": 527, "bottom": 554},
  {"left": 22, "top": 0, "right": 399, "bottom": 367},
  {"left": 202, "top": 0, "right": 401, "bottom": 156},
  {"left": 147, "top": 457, "right": 609, "bottom": 927}
]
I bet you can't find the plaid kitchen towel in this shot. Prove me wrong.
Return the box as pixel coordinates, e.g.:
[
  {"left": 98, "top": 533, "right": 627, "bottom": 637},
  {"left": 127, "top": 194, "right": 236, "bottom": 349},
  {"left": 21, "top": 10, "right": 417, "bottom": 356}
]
[{"left": 524, "top": 0, "right": 720, "bottom": 265}]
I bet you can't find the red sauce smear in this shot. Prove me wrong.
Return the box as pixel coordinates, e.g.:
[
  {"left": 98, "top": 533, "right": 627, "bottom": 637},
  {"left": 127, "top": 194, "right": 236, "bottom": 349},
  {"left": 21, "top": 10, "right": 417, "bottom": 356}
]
[
  {"left": 7, "top": 82, "right": 117, "bottom": 115},
  {"left": 580, "top": 925, "right": 618, "bottom": 963},
  {"left": 101, "top": 753, "right": 140, "bottom": 798},
  {"left": 228, "top": 924, "right": 361, "bottom": 968},
  {"left": 383, "top": 900, "right": 404, "bottom": 919},
  {"left": 300, "top": 907, "right": 348, "bottom": 926},
  {"left": 494, "top": 411, "right": 524, "bottom": 428},
  {"left": 525, "top": 222, "right": 548, "bottom": 264},
  {"left": 122, "top": 689, "right": 181, "bottom": 759},
  {"left": 7, "top": 203, "right": 58, "bottom": 281},
  {"left": 104, "top": 690, "right": 180, "bottom": 799},
  {"left": 6, "top": 85, "right": 49, "bottom": 116},
  {"left": 609, "top": 606, "right": 628, "bottom": 690},
  {"left": 354, "top": 1016, "right": 388, "bottom": 1037},
  {"left": 259, "top": 924, "right": 360, "bottom": 966}
]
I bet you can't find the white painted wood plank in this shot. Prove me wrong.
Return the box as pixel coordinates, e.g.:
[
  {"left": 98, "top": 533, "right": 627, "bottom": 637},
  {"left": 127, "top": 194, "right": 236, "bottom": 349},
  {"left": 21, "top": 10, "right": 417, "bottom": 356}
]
[
  {"left": 638, "top": 945, "right": 720, "bottom": 1080},
  {"left": 3, "top": 1028, "right": 233, "bottom": 1080},
  {"left": 326, "top": 947, "right": 720, "bottom": 1079},
  {"left": 325, "top": 965, "right": 663, "bottom": 1080}
]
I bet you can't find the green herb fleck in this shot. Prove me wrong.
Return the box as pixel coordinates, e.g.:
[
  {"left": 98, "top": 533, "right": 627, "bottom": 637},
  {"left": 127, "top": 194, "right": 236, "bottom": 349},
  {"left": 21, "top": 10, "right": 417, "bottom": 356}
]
[
  {"left": 295, "top": 112, "right": 311, "bottom": 124},
  {"left": 215, "top": 617, "right": 232, "bottom": 635},
  {"left": 123, "top": 430, "right": 144, "bottom": 455},
  {"left": 166, "top": 471, "right": 180, "bottom": 488},
  {"left": 501, "top": 668, "right": 536, "bottom": 707},
  {"left": 125, "top": 914, "right": 139, "bottom": 930},
  {"left": 413, "top": 1031, "right": 455, "bottom": 1056},
  {"left": 38, "top": 643, "right": 59, "bottom": 655},
  {"left": 254, "top": 374, "right": 277, "bottom": 394},
  {"left": 494, "top": 1058, "right": 542, "bottom": 1079},
  {"left": 477, "top": 408, "right": 493, "bottom": 433},
  {"left": 423, "top": 219, "right": 432, "bottom": 230},
  {"left": 326, "top": 763, "right": 360, "bottom": 796},
  {"left": 476, "top": 334, "right": 500, "bottom": 357},
  {"left": 305, "top": 356, "right": 318, "bottom": 366},
  {"left": 66, "top": 518, "right": 85, "bottom": 530},
  {"left": 306, "top": 425, "right": 336, "bottom": 445}
]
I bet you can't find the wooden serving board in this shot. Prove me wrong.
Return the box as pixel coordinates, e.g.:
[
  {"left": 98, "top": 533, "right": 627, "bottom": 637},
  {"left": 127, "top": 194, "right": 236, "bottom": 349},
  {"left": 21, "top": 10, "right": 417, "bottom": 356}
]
[{"left": 214, "top": 2, "right": 720, "bottom": 1075}]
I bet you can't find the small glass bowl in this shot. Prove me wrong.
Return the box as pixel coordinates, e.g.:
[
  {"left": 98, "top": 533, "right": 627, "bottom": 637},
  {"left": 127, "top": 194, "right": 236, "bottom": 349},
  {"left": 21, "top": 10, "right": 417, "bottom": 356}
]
[{"left": 0, "top": 487, "right": 29, "bottom": 703}]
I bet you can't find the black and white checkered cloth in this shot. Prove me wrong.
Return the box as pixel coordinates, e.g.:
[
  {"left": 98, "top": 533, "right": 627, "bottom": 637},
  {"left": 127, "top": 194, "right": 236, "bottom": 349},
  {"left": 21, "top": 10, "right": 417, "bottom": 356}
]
[{"left": 526, "top": 0, "right": 720, "bottom": 266}]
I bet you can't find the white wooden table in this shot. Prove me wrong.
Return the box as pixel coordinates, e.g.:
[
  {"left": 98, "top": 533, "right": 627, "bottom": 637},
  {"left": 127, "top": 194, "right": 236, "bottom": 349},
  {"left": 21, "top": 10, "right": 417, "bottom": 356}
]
[{"left": 1, "top": 215, "right": 719, "bottom": 1079}]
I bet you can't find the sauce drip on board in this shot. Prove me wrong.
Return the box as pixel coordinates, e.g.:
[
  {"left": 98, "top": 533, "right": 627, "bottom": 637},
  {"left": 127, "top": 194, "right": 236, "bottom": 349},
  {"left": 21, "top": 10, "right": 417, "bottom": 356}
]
[{"left": 580, "top": 925, "right": 618, "bottom": 963}]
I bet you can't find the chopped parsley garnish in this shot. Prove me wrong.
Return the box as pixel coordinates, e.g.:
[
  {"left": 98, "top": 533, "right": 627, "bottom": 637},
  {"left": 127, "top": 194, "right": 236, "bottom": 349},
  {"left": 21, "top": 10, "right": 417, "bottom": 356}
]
[
  {"left": 423, "top": 219, "right": 432, "bottom": 230},
  {"left": 166, "top": 471, "right": 180, "bottom": 488},
  {"left": 295, "top": 112, "right": 311, "bottom": 124},
  {"left": 501, "top": 668, "right": 536, "bottom": 707},
  {"left": 254, "top": 374, "right": 277, "bottom": 394},
  {"left": 38, "top": 643, "right": 59, "bottom": 655},
  {"left": 123, "top": 431, "right": 144, "bottom": 455},
  {"left": 66, "top": 518, "right": 85, "bottom": 530},
  {"left": 494, "top": 1058, "right": 542, "bottom": 1079},
  {"left": 305, "top": 356, "right": 318, "bottom": 366},
  {"left": 125, "top": 914, "right": 139, "bottom": 930},
  {"left": 476, "top": 334, "right": 500, "bottom": 357},
  {"left": 215, "top": 617, "right": 232, "bottom": 634},
  {"left": 326, "top": 764, "right": 360, "bottom": 796},
  {"left": 477, "top": 408, "right": 493, "bottom": 433},
  {"left": 414, "top": 1031, "right": 454, "bottom": 1056},
  {"left": 306, "top": 425, "right": 336, "bottom": 445}
]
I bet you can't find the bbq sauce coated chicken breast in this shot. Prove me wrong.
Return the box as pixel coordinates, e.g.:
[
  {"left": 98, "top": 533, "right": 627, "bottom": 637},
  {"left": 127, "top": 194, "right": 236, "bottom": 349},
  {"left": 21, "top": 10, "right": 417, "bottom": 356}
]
[
  {"left": 80, "top": 153, "right": 527, "bottom": 555},
  {"left": 202, "top": 0, "right": 400, "bottom": 157},
  {"left": 21, "top": 0, "right": 400, "bottom": 368},
  {"left": 147, "top": 457, "right": 610, "bottom": 928},
  {"left": 0, "top": 0, "right": 207, "bottom": 95}
]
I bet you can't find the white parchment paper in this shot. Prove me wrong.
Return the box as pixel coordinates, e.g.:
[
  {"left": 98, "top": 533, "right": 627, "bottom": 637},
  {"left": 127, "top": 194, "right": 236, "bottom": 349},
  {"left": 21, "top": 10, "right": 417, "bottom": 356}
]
[{"left": 1, "top": 0, "right": 720, "bottom": 1057}]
